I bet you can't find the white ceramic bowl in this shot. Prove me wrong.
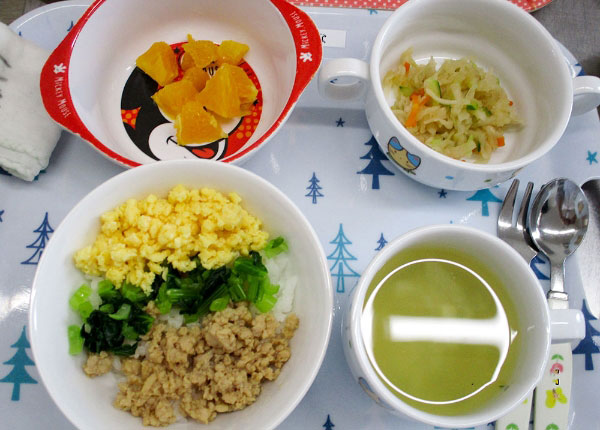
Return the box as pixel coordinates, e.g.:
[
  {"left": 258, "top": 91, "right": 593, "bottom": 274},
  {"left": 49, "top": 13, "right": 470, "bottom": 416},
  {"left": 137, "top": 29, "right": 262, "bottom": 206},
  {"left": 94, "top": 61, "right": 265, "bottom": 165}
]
[
  {"left": 342, "top": 225, "right": 557, "bottom": 428},
  {"left": 40, "top": 0, "right": 322, "bottom": 167},
  {"left": 29, "top": 160, "right": 333, "bottom": 430},
  {"left": 318, "top": 0, "right": 600, "bottom": 191}
]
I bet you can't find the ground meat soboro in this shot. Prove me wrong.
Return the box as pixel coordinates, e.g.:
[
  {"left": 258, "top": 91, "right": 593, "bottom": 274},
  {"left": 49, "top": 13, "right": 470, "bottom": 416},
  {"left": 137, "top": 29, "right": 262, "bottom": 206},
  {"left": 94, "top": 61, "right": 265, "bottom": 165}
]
[
  {"left": 110, "top": 303, "right": 298, "bottom": 426},
  {"left": 82, "top": 351, "right": 113, "bottom": 377}
]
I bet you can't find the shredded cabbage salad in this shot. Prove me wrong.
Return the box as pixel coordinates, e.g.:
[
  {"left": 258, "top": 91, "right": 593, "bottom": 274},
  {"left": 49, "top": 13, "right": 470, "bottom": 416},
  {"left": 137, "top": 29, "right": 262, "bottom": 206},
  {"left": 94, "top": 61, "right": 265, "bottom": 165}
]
[{"left": 383, "top": 49, "right": 521, "bottom": 162}]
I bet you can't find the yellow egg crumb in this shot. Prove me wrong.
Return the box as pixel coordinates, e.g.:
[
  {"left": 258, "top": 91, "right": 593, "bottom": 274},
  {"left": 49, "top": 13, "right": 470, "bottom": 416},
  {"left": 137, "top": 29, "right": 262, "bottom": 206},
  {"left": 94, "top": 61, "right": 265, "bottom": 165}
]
[{"left": 74, "top": 185, "right": 269, "bottom": 294}]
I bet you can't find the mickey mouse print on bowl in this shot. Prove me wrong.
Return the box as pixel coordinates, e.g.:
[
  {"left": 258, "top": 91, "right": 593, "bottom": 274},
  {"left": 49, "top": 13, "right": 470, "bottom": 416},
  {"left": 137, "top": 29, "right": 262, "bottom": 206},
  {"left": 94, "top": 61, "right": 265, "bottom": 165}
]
[{"left": 40, "top": 0, "right": 322, "bottom": 167}]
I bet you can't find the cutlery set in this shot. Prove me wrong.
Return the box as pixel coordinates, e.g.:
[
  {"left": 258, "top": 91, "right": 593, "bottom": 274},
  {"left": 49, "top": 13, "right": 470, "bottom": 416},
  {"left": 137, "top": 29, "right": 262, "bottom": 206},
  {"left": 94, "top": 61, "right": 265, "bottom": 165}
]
[{"left": 496, "top": 178, "right": 594, "bottom": 430}]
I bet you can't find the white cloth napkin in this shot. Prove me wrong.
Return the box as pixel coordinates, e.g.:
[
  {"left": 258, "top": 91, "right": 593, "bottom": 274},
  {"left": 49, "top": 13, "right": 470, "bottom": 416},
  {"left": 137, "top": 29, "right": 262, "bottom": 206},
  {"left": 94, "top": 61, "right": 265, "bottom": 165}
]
[{"left": 0, "top": 23, "right": 61, "bottom": 181}]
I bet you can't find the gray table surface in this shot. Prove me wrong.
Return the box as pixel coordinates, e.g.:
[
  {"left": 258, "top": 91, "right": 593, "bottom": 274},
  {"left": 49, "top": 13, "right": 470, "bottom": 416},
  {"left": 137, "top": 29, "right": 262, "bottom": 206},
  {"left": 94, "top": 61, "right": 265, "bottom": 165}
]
[{"left": 1, "top": 0, "right": 598, "bottom": 77}]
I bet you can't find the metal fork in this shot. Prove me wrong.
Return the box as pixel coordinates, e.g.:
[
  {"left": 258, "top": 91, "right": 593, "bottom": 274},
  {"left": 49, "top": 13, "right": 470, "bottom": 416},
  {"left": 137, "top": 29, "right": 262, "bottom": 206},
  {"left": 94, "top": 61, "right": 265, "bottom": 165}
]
[
  {"left": 495, "top": 179, "right": 538, "bottom": 430},
  {"left": 497, "top": 179, "right": 538, "bottom": 264}
]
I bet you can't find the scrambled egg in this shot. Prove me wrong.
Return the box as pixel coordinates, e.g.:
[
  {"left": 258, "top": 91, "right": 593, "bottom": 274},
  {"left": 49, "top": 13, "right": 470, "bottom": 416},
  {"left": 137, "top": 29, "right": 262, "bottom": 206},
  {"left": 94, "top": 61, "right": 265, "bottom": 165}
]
[{"left": 74, "top": 185, "right": 268, "bottom": 293}]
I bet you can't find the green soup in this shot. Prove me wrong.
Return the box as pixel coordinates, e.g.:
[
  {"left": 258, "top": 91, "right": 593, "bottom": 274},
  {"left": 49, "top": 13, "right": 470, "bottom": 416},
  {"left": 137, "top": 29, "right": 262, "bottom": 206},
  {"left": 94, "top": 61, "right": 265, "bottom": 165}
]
[{"left": 361, "top": 245, "right": 521, "bottom": 416}]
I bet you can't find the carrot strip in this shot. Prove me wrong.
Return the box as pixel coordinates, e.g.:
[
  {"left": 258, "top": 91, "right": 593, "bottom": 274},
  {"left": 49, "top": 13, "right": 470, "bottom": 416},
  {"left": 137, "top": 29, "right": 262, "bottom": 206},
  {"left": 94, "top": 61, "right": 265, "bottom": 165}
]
[
  {"left": 497, "top": 136, "right": 505, "bottom": 147},
  {"left": 509, "top": 100, "right": 514, "bottom": 106},
  {"left": 405, "top": 95, "right": 430, "bottom": 128},
  {"left": 405, "top": 96, "right": 421, "bottom": 127},
  {"left": 404, "top": 62, "right": 410, "bottom": 75}
]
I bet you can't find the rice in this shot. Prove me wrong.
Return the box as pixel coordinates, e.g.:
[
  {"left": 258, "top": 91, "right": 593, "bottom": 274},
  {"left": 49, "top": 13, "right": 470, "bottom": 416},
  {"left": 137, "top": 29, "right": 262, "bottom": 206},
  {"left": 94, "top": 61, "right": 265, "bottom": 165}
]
[
  {"left": 263, "top": 252, "right": 297, "bottom": 321},
  {"left": 82, "top": 275, "right": 103, "bottom": 309},
  {"left": 158, "top": 310, "right": 185, "bottom": 329},
  {"left": 133, "top": 341, "right": 148, "bottom": 359},
  {"left": 112, "top": 357, "right": 122, "bottom": 371}
]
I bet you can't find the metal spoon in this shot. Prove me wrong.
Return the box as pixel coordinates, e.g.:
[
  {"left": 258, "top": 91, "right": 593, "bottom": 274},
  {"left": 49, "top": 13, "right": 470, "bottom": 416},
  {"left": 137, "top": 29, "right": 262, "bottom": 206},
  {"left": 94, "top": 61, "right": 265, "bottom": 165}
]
[
  {"left": 529, "top": 178, "right": 589, "bottom": 307},
  {"left": 529, "top": 178, "right": 588, "bottom": 430}
]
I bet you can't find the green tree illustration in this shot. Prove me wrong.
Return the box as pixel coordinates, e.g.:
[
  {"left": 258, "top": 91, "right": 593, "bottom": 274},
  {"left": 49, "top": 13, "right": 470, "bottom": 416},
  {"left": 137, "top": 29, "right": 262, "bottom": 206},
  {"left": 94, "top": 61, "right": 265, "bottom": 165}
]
[
  {"left": 466, "top": 189, "right": 502, "bottom": 216},
  {"left": 323, "top": 414, "right": 334, "bottom": 430},
  {"left": 328, "top": 224, "right": 360, "bottom": 293},
  {"left": 375, "top": 233, "right": 387, "bottom": 251},
  {"left": 0, "top": 326, "right": 37, "bottom": 400},
  {"left": 21, "top": 212, "right": 54, "bottom": 265},
  {"left": 305, "top": 172, "right": 324, "bottom": 204},
  {"left": 357, "top": 136, "right": 394, "bottom": 189}
]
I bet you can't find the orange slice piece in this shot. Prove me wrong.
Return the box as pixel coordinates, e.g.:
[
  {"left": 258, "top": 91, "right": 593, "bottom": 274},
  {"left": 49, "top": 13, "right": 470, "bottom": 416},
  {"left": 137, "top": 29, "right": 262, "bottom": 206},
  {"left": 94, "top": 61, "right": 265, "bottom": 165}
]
[
  {"left": 151, "top": 79, "right": 198, "bottom": 120},
  {"left": 183, "top": 67, "right": 210, "bottom": 92},
  {"left": 183, "top": 35, "right": 218, "bottom": 69},
  {"left": 180, "top": 52, "right": 195, "bottom": 71},
  {"left": 227, "top": 64, "right": 258, "bottom": 104},
  {"left": 136, "top": 41, "right": 179, "bottom": 87},
  {"left": 196, "top": 64, "right": 241, "bottom": 118},
  {"left": 217, "top": 40, "right": 249, "bottom": 66},
  {"left": 174, "top": 100, "right": 226, "bottom": 145}
]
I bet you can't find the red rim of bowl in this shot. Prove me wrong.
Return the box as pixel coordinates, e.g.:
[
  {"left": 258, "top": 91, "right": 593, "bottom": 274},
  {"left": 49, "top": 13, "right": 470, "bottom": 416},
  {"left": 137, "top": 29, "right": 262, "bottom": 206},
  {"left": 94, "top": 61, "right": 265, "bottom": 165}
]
[{"left": 39, "top": 0, "right": 323, "bottom": 168}]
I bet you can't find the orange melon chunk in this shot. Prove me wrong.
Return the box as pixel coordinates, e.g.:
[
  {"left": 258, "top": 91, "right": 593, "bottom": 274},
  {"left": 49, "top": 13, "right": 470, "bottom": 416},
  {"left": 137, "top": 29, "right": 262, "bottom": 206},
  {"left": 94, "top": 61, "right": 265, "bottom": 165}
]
[
  {"left": 174, "top": 100, "right": 226, "bottom": 145},
  {"left": 217, "top": 40, "right": 249, "bottom": 66},
  {"left": 151, "top": 79, "right": 198, "bottom": 120},
  {"left": 183, "top": 36, "right": 218, "bottom": 69},
  {"left": 136, "top": 42, "right": 179, "bottom": 87}
]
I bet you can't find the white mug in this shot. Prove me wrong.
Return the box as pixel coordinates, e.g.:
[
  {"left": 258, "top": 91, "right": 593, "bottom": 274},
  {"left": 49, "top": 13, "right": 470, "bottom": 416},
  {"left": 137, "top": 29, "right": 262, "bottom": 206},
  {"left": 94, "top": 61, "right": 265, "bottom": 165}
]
[
  {"left": 342, "top": 225, "right": 585, "bottom": 428},
  {"left": 318, "top": 0, "right": 600, "bottom": 191}
]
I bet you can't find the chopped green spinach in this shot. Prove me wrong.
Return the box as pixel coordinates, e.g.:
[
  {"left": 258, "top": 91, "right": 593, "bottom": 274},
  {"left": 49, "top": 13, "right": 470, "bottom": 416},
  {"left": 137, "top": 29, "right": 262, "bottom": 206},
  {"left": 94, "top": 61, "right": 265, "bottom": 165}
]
[{"left": 70, "top": 237, "right": 288, "bottom": 356}]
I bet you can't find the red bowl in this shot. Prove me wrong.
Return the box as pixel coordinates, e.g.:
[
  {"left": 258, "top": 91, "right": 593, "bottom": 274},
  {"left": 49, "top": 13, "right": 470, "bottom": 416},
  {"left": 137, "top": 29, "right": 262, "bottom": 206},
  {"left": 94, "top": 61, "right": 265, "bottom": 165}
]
[{"left": 40, "top": 0, "right": 322, "bottom": 167}]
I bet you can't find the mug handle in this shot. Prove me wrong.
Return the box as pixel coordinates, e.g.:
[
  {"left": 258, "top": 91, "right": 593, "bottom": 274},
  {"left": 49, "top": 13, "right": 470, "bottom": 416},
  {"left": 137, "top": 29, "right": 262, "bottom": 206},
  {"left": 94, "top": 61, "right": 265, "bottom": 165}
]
[
  {"left": 317, "top": 58, "right": 370, "bottom": 101},
  {"left": 572, "top": 75, "right": 600, "bottom": 116}
]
